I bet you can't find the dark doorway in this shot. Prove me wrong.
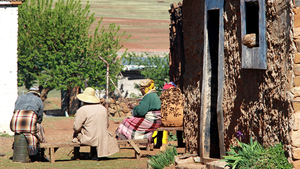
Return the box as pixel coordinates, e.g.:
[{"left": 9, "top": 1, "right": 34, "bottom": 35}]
[{"left": 207, "top": 9, "right": 220, "bottom": 158}]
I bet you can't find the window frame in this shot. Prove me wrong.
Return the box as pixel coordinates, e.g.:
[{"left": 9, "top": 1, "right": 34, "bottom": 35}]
[{"left": 240, "top": 0, "right": 267, "bottom": 69}]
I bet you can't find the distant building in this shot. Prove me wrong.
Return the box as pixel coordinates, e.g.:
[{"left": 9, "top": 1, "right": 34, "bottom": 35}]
[
  {"left": 0, "top": 0, "right": 22, "bottom": 135},
  {"left": 118, "top": 65, "right": 146, "bottom": 98}
]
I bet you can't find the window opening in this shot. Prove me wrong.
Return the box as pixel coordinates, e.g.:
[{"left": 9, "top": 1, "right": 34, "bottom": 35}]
[{"left": 245, "top": 1, "right": 259, "bottom": 47}]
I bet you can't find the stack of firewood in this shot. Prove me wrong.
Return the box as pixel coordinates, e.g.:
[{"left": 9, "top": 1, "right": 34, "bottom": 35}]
[{"left": 100, "top": 98, "right": 140, "bottom": 117}]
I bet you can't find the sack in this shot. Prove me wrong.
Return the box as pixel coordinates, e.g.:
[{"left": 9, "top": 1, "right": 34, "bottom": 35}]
[
  {"left": 10, "top": 110, "right": 38, "bottom": 134},
  {"left": 160, "top": 87, "right": 184, "bottom": 127}
]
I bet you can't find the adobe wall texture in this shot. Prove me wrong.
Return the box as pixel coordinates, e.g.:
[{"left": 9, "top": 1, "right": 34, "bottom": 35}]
[
  {"left": 181, "top": 0, "right": 205, "bottom": 154},
  {"left": 222, "top": 0, "right": 294, "bottom": 158}
]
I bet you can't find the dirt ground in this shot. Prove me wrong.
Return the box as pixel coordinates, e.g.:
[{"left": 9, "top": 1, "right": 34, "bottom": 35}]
[{"left": 0, "top": 116, "right": 185, "bottom": 169}]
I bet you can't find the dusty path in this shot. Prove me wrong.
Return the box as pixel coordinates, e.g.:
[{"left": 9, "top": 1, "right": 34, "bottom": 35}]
[{"left": 0, "top": 116, "right": 184, "bottom": 168}]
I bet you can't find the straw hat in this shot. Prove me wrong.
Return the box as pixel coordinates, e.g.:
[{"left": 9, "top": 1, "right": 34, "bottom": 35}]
[
  {"left": 77, "top": 87, "right": 100, "bottom": 103},
  {"left": 28, "top": 86, "right": 41, "bottom": 97}
]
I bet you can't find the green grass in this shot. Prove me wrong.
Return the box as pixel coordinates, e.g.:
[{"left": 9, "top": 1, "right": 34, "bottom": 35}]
[
  {"left": 18, "top": 86, "right": 61, "bottom": 98},
  {"left": 0, "top": 133, "right": 13, "bottom": 138},
  {"left": 44, "top": 116, "right": 74, "bottom": 122}
]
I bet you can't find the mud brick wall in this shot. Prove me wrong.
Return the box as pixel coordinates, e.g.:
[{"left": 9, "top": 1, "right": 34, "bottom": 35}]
[
  {"left": 169, "top": 2, "right": 184, "bottom": 90},
  {"left": 222, "top": 0, "right": 294, "bottom": 161},
  {"left": 291, "top": 3, "right": 300, "bottom": 168},
  {"left": 181, "top": 0, "right": 205, "bottom": 154},
  {"left": 179, "top": 0, "right": 295, "bottom": 157}
]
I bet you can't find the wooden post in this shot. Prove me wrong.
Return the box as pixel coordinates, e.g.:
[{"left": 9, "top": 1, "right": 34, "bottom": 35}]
[{"left": 50, "top": 148, "right": 55, "bottom": 163}]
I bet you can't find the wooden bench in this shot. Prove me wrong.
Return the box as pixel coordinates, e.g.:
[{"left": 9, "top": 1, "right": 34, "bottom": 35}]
[
  {"left": 40, "top": 139, "right": 149, "bottom": 163},
  {"left": 155, "top": 126, "right": 184, "bottom": 147}
]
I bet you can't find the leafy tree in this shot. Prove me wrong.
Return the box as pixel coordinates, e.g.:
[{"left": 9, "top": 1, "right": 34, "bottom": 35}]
[
  {"left": 122, "top": 52, "right": 169, "bottom": 95},
  {"left": 18, "top": 0, "right": 127, "bottom": 100}
]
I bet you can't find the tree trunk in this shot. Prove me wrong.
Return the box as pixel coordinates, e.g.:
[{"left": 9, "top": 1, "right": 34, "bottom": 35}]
[
  {"left": 68, "top": 86, "right": 81, "bottom": 116},
  {"left": 61, "top": 89, "right": 70, "bottom": 116},
  {"left": 40, "top": 86, "right": 52, "bottom": 102}
]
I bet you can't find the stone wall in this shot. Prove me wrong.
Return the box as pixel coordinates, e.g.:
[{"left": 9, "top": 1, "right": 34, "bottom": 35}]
[
  {"left": 0, "top": 3, "right": 19, "bottom": 135},
  {"left": 169, "top": 2, "right": 184, "bottom": 90},
  {"left": 291, "top": 3, "right": 300, "bottom": 168}
]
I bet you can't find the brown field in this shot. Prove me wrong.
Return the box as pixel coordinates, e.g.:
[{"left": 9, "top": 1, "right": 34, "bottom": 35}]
[{"left": 95, "top": 17, "right": 170, "bottom": 51}]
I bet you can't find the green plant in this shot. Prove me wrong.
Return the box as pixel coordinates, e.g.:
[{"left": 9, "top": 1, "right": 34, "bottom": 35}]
[
  {"left": 122, "top": 52, "right": 169, "bottom": 96},
  {"left": 18, "top": 0, "right": 128, "bottom": 101},
  {"left": 129, "top": 92, "right": 141, "bottom": 99},
  {"left": 222, "top": 136, "right": 293, "bottom": 169},
  {"left": 265, "top": 143, "right": 293, "bottom": 169},
  {"left": 168, "top": 132, "right": 177, "bottom": 141},
  {"left": 148, "top": 145, "right": 178, "bottom": 169},
  {"left": 0, "top": 133, "right": 13, "bottom": 138}
]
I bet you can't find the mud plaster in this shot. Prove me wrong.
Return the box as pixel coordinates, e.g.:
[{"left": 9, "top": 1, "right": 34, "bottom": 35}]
[
  {"left": 182, "top": 0, "right": 205, "bottom": 154},
  {"left": 222, "top": 0, "right": 294, "bottom": 159}
]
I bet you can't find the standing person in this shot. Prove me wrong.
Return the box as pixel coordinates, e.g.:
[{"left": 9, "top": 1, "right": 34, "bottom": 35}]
[
  {"left": 72, "top": 87, "right": 119, "bottom": 160},
  {"left": 10, "top": 86, "right": 47, "bottom": 162},
  {"left": 116, "top": 79, "right": 162, "bottom": 142}
]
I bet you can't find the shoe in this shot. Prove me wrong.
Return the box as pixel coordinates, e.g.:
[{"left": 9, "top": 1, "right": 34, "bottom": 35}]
[
  {"left": 90, "top": 156, "right": 98, "bottom": 160},
  {"left": 97, "top": 157, "right": 108, "bottom": 161},
  {"left": 71, "top": 156, "right": 80, "bottom": 160}
]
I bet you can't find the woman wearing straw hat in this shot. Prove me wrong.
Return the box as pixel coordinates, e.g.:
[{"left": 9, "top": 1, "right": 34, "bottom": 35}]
[
  {"left": 115, "top": 79, "right": 162, "bottom": 143},
  {"left": 72, "top": 87, "right": 119, "bottom": 160}
]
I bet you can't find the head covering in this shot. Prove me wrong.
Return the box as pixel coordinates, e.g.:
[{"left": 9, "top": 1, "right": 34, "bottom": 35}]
[
  {"left": 77, "top": 87, "right": 100, "bottom": 103},
  {"left": 139, "top": 79, "right": 155, "bottom": 94},
  {"left": 28, "top": 86, "right": 41, "bottom": 97},
  {"left": 162, "top": 82, "right": 177, "bottom": 91}
]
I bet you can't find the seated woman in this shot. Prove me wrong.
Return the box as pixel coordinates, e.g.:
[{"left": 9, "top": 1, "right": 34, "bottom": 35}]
[{"left": 116, "top": 79, "right": 161, "bottom": 142}]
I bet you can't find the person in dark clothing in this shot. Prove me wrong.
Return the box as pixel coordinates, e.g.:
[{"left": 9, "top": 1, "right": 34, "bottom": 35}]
[{"left": 10, "top": 86, "right": 47, "bottom": 162}]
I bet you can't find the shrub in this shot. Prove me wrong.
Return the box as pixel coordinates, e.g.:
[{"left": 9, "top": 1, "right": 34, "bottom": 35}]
[
  {"left": 222, "top": 136, "right": 293, "bottom": 169},
  {"left": 148, "top": 145, "right": 178, "bottom": 169},
  {"left": 168, "top": 132, "right": 177, "bottom": 141}
]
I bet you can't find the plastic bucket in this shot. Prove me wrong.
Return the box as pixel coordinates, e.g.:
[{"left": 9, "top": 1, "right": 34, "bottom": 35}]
[{"left": 13, "top": 134, "right": 30, "bottom": 163}]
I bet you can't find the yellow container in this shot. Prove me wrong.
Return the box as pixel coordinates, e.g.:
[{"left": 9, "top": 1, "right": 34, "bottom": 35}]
[
  {"left": 152, "top": 131, "right": 158, "bottom": 144},
  {"left": 162, "top": 131, "right": 168, "bottom": 144}
]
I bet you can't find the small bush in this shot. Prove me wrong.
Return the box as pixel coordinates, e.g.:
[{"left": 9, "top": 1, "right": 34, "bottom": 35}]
[
  {"left": 222, "top": 136, "right": 293, "bottom": 169},
  {"left": 0, "top": 133, "right": 13, "bottom": 138},
  {"left": 148, "top": 145, "right": 178, "bottom": 169}
]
